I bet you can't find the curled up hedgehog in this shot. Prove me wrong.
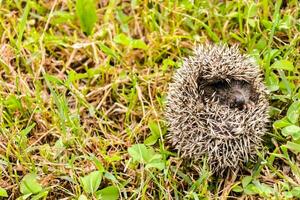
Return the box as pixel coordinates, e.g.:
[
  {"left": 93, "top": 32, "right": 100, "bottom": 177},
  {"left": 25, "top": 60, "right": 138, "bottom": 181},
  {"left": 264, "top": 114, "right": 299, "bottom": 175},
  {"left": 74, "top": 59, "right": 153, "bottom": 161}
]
[{"left": 165, "top": 44, "right": 269, "bottom": 174}]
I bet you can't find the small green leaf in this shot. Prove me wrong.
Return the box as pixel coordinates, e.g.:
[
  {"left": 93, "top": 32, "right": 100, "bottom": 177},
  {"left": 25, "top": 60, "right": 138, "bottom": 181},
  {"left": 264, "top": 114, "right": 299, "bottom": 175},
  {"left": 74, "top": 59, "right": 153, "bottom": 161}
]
[
  {"left": 67, "top": 70, "right": 88, "bottom": 83},
  {"left": 232, "top": 185, "right": 243, "bottom": 193},
  {"left": 287, "top": 101, "right": 300, "bottom": 124},
  {"left": 278, "top": 70, "right": 293, "bottom": 95},
  {"left": 30, "top": 190, "right": 49, "bottom": 200},
  {"left": 128, "top": 144, "right": 165, "bottom": 170},
  {"left": 44, "top": 74, "right": 63, "bottom": 85},
  {"left": 252, "top": 180, "right": 274, "bottom": 197},
  {"left": 179, "top": 0, "right": 194, "bottom": 10},
  {"left": 271, "top": 60, "right": 294, "bottom": 71},
  {"left": 20, "top": 123, "right": 36, "bottom": 137},
  {"left": 113, "top": 33, "right": 131, "bottom": 46},
  {"left": 273, "top": 117, "right": 292, "bottom": 129},
  {"left": 279, "top": 15, "right": 293, "bottom": 30},
  {"left": 261, "top": 19, "right": 272, "bottom": 29},
  {"left": 242, "top": 176, "right": 252, "bottom": 188},
  {"left": 248, "top": 19, "right": 256, "bottom": 27},
  {"left": 20, "top": 174, "right": 43, "bottom": 195},
  {"left": 282, "top": 125, "right": 300, "bottom": 140},
  {"left": 162, "top": 58, "right": 176, "bottom": 72},
  {"left": 284, "top": 191, "right": 294, "bottom": 199},
  {"left": 18, "top": 123, "right": 35, "bottom": 148},
  {"left": 291, "top": 187, "right": 300, "bottom": 198},
  {"left": 76, "top": 0, "right": 97, "bottom": 35},
  {"left": 255, "top": 37, "right": 267, "bottom": 50},
  {"left": 128, "top": 144, "right": 152, "bottom": 163},
  {"left": 113, "top": 33, "right": 147, "bottom": 49},
  {"left": 281, "top": 182, "right": 290, "bottom": 191},
  {"left": 5, "top": 95, "right": 23, "bottom": 110},
  {"left": 98, "top": 43, "right": 119, "bottom": 59},
  {"left": 80, "top": 171, "right": 102, "bottom": 194},
  {"left": 284, "top": 142, "right": 300, "bottom": 153},
  {"left": 144, "top": 134, "right": 159, "bottom": 146},
  {"left": 131, "top": 39, "right": 147, "bottom": 50},
  {"left": 104, "top": 172, "right": 118, "bottom": 184},
  {"left": 148, "top": 121, "right": 161, "bottom": 137},
  {"left": 145, "top": 160, "right": 165, "bottom": 170},
  {"left": 265, "top": 72, "right": 279, "bottom": 92},
  {"left": 16, "top": 194, "right": 32, "bottom": 200},
  {"left": 96, "top": 186, "right": 119, "bottom": 200},
  {"left": 147, "top": 153, "right": 162, "bottom": 162},
  {"left": 244, "top": 184, "right": 259, "bottom": 195},
  {"left": 0, "top": 187, "right": 8, "bottom": 197},
  {"left": 90, "top": 156, "right": 105, "bottom": 173},
  {"left": 144, "top": 121, "right": 161, "bottom": 145},
  {"left": 269, "top": 106, "right": 281, "bottom": 117},
  {"left": 247, "top": 3, "right": 258, "bottom": 18}
]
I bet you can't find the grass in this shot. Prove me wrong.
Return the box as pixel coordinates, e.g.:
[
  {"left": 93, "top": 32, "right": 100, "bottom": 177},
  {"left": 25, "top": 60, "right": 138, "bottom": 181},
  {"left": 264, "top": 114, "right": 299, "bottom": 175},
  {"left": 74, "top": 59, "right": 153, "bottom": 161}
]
[{"left": 0, "top": 0, "right": 299, "bottom": 199}]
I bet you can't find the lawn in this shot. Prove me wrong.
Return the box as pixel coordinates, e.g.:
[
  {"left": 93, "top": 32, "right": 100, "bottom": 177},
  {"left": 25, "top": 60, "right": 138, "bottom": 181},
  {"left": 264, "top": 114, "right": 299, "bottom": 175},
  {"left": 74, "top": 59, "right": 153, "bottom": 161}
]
[{"left": 0, "top": 0, "right": 299, "bottom": 199}]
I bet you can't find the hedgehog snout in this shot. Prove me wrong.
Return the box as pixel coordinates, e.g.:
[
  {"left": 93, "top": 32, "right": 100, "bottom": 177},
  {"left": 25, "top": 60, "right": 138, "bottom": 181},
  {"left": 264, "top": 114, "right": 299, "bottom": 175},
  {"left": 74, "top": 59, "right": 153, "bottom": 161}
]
[{"left": 229, "top": 91, "right": 247, "bottom": 110}]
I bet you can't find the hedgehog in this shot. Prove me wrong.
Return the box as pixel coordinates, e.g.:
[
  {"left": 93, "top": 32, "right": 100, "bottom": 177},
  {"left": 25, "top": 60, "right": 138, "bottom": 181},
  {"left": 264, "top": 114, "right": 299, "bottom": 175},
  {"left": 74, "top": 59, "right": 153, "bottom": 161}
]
[{"left": 165, "top": 44, "right": 269, "bottom": 174}]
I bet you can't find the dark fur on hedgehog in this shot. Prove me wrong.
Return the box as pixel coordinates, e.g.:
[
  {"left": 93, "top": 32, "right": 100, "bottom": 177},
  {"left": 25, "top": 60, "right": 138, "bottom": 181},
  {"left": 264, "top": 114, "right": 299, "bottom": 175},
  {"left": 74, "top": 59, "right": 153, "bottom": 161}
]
[{"left": 199, "top": 79, "right": 259, "bottom": 110}]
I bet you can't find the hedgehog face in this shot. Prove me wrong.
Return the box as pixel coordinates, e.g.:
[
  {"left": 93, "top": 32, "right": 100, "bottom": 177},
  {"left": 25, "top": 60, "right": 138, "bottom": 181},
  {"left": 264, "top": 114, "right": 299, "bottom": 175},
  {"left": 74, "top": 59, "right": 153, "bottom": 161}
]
[
  {"left": 198, "top": 79, "right": 259, "bottom": 110},
  {"left": 166, "top": 44, "right": 269, "bottom": 173}
]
